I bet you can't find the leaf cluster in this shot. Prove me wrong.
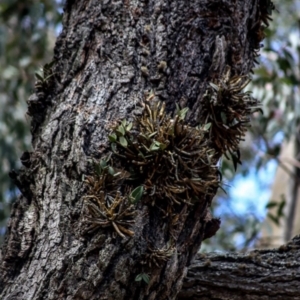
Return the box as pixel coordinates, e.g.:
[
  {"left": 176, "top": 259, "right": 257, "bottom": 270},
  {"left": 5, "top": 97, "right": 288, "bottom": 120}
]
[
  {"left": 83, "top": 157, "right": 137, "bottom": 238},
  {"left": 34, "top": 61, "right": 55, "bottom": 92},
  {"left": 110, "top": 101, "right": 219, "bottom": 211},
  {"left": 202, "top": 67, "right": 260, "bottom": 170}
]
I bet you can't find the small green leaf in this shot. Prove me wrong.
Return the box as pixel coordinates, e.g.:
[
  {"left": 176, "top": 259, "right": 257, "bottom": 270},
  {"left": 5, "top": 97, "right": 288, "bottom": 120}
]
[
  {"left": 99, "top": 159, "right": 107, "bottom": 169},
  {"left": 141, "top": 273, "right": 150, "bottom": 284},
  {"left": 220, "top": 112, "right": 227, "bottom": 124},
  {"left": 108, "top": 133, "right": 117, "bottom": 142},
  {"left": 138, "top": 151, "right": 145, "bottom": 159},
  {"left": 148, "top": 131, "right": 157, "bottom": 138},
  {"left": 150, "top": 141, "right": 161, "bottom": 151},
  {"left": 94, "top": 163, "right": 102, "bottom": 175},
  {"left": 108, "top": 166, "right": 115, "bottom": 176},
  {"left": 121, "top": 119, "right": 127, "bottom": 127},
  {"left": 203, "top": 122, "right": 211, "bottom": 131},
  {"left": 267, "top": 213, "right": 279, "bottom": 226},
  {"left": 119, "top": 136, "right": 128, "bottom": 147},
  {"left": 135, "top": 274, "right": 142, "bottom": 282},
  {"left": 129, "top": 186, "right": 144, "bottom": 204},
  {"left": 265, "top": 201, "right": 278, "bottom": 209},
  {"left": 35, "top": 72, "right": 44, "bottom": 81},
  {"left": 116, "top": 125, "right": 125, "bottom": 136},
  {"left": 178, "top": 107, "right": 189, "bottom": 120},
  {"left": 277, "top": 199, "right": 286, "bottom": 217},
  {"left": 231, "top": 151, "right": 242, "bottom": 172},
  {"left": 159, "top": 142, "right": 167, "bottom": 150},
  {"left": 126, "top": 122, "right": 133, "bottom": 131},
  {"left": 111, "top": 143, "right": 117, "bottom": 153}
]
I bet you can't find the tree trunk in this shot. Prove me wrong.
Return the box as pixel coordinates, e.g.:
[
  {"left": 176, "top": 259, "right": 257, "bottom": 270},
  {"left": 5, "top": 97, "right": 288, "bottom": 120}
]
[{"left": 0, "top": 0, "right": 272, "bottom": 299}]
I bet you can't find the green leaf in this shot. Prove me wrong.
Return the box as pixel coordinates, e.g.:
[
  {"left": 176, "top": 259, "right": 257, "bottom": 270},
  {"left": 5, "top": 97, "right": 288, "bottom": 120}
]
[
  {"left": 203, "top": 122, "right": 211, "bottom": 131},
  {"left": 108, "top": 133, "right": 117, "bottom": 142},
  {"left": 277, "top": 199, "right": 286, "bottom": 217},
  {"left": 134, "top": 273, "right": 150, "bottom": 284},
  {"left": 267, "top": 213, "right": 279, "bottom": 226},
  {"left": 135, "top": 274, "right": 142, "bottom": 282},
  {"left": 129, "top": 186, "right": 144, "bottom": 204},
  {"left": 231, "top": 151, "right": 242, "bottom": 172},
  {"left": 119, "top": 136, "right": 128, "bottom": 147},
  {"left": 159, "top": 142, "right": 167, "bottom": 150},
  {"left": 148, "top": 131, "right": 157, "bottom": 138},
  {"left": 108, "top": 166, "right": 115, "bottom": 176},
  {"left": 150, "top": 141, "right": 161, "bottom": 151},
  {"left": 99, "top": 159, "right": 107, "bottom": 169},
  {"left": 177, "top": 107, "right": 189, "bottom": 120},
  {"left": 111, "top": 143, "right": 117, "bottom": 153},
  {"left": 220, "top": 112, "right": 227, "bottom": 124},
  {"left": 138, "top": 151, "right": 145, "bottom": 159},
  {"left": 35, "top": 72, "right": 44, "bottom": 81},
  {"left": 141, "top": 273, "right": 150, "bottom": 284},
  {"left": 116, "top": 125, "right": 125, "bottom": 136},
  {"left": 265, "top": 201, "right": 278, "bottom": 209},
  {"left": 126, "top": 122, "right": 133, "bottom": 131},
  {"left": 94, "top": 163, "right": 102, "bottom": 175}
]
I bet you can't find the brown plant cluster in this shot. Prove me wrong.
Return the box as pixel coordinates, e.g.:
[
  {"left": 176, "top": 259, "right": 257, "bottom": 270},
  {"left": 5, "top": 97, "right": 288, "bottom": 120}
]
[
  {"left": 34, "top": 61, "right": 55, "bottom": 93},
  {"left": 83, "top": 159, "right": 136, "bottom": 238},
  {"left": 109, "top": 100, "right": 219, "bottom": 211},
  {"left": 144, "top": 242, "right": 175, "bottom": 268},
  {"left": 250, "top": 0, "right": 275, "bottom": 66},
  {"left": 201, "top": 67, "right": 260, "bottom": 167}
]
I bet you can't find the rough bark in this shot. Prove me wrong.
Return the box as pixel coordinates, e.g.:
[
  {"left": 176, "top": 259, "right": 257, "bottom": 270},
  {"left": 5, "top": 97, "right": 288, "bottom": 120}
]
[
  {"left": 0, "top": 0, "right": 269, "bottom": 299},
  {"left": 179, "top": 235, "right": 300, "bottom": 300}
]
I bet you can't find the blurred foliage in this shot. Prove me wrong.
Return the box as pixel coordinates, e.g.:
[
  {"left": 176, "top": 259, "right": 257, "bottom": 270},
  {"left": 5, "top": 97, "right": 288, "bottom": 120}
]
[{"left": 0, "top": 0, "right": 62, "bottom": 241}]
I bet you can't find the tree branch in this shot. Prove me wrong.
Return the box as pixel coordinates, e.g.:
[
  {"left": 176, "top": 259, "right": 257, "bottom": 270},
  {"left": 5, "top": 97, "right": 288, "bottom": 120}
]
[{"left": 179, "top": 235, "right": 300, "bottom": 299}]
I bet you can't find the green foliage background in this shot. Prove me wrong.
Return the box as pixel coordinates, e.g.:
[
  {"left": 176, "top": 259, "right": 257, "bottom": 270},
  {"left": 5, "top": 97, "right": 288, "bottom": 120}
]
[
  {"left": 0, "top": 0, "right": 299, "bottom": 249},
  {"left": 0, "top": 0, "right": 61, "bottom": 241}
]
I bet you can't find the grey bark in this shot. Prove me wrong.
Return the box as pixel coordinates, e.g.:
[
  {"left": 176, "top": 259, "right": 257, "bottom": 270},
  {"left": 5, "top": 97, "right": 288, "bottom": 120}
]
[
  {"left": 179, "top": 235, "right": 300, "bottom": 300},
  {"left": 0, "top": 0, "right": 269, "bottom": 299}
]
